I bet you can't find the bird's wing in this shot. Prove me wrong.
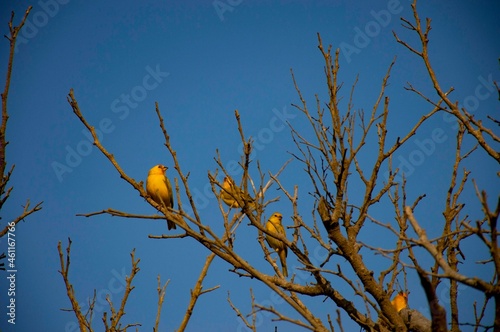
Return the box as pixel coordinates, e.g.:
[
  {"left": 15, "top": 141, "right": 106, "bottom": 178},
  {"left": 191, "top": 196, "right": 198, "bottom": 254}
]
[
  {"left": 277, "top": 223, "right": 287, "bottom": 257},
  {"left": 165, "top": 177, "right": 174, "bottom": 208},
  {"left": 276, "top": 223, "right": 285, "bottom": 235},
  {"left": 266, "top": 220, "right": 277, "bottom": 233}
]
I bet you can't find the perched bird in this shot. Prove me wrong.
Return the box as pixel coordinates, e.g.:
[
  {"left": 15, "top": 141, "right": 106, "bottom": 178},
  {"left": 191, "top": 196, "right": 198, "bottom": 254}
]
[
  {"left": 391, "top": 292, "right": 408, "bottom": 312},
  {"left": 220, "top": 177, "right": 255, "bottom": 210},
  {"left": 146, "top": 164, "right": 176, "bottom": 230},
  {"left": 265, "top": 212, "right": 288, "bottom": 277}
]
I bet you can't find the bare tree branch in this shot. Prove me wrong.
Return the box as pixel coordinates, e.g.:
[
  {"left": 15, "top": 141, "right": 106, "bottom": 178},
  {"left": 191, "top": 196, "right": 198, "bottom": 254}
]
[
  {"left": 58, "top": 238, "right": 92, "bottom": 332},
  {"left": 0, "top": 6, "right": 42, "bottom": 240},
  {"left": 177, "top": 253, "right": 219, "bottom": 332},
  {"left": 405, "top": 206, "right": 496, "bottom": 293},
  {"left": 394, "top": 0, "right": 500, "bottom": 162},
  {"left": 0, "top": 199, "right": 42, "bottom": 237},
  {"left": 59, "top": 2, "right": 499, "bottom": 330},
  {"left": 153, "top": 276, "right": 169, "bottom": 332},
  {"left": 1, "top": 6, "right": 32, "bottom": 180}
]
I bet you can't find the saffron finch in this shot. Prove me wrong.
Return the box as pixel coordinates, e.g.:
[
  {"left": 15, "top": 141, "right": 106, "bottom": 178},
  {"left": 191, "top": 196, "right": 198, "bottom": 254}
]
[
  {"left": 265, "top": 212, "right": 288, "bottom": 277},
  {"left": 220, "top": 177, "right": 255, "bottom": 210},
  {"left": 146, "top": 164, "right": 176, "bottom": 230},
  {"left": 391, "top": 292, "right": 408, "bottom": 312}
]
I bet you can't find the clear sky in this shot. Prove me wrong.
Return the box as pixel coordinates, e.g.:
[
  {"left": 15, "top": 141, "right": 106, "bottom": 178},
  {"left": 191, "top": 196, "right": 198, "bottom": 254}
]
[{"left": 0, "top": 0, "right": 499, "bottom": 331}]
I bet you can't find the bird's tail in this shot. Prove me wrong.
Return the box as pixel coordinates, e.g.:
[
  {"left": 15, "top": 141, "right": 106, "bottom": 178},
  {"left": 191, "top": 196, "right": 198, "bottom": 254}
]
[
  {"left": 279, "top": 250, "right": 288, "bottom": 277},
  {"left": 167, "top": 219, "right": 176, "bottom": 230}
]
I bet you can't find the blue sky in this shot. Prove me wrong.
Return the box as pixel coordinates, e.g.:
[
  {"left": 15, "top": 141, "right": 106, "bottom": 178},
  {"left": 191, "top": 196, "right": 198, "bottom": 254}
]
[{"left": 0, "top": 0, "right": 499, "bottom": 331}]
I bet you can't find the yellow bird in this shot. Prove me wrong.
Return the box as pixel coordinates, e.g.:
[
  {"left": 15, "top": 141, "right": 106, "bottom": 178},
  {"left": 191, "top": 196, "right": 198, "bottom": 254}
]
[
  {"left": 220, "top": 177, "right": 255, "bottom": 210},
  {"left": 265, "top": 212, "right": 288, "bottom": 277},
  {"left": 391, "top": 292, "right": 408, "bottom": 312},
  {"left": 146, "top": 164, "right": 176, "bottom": 230}
]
